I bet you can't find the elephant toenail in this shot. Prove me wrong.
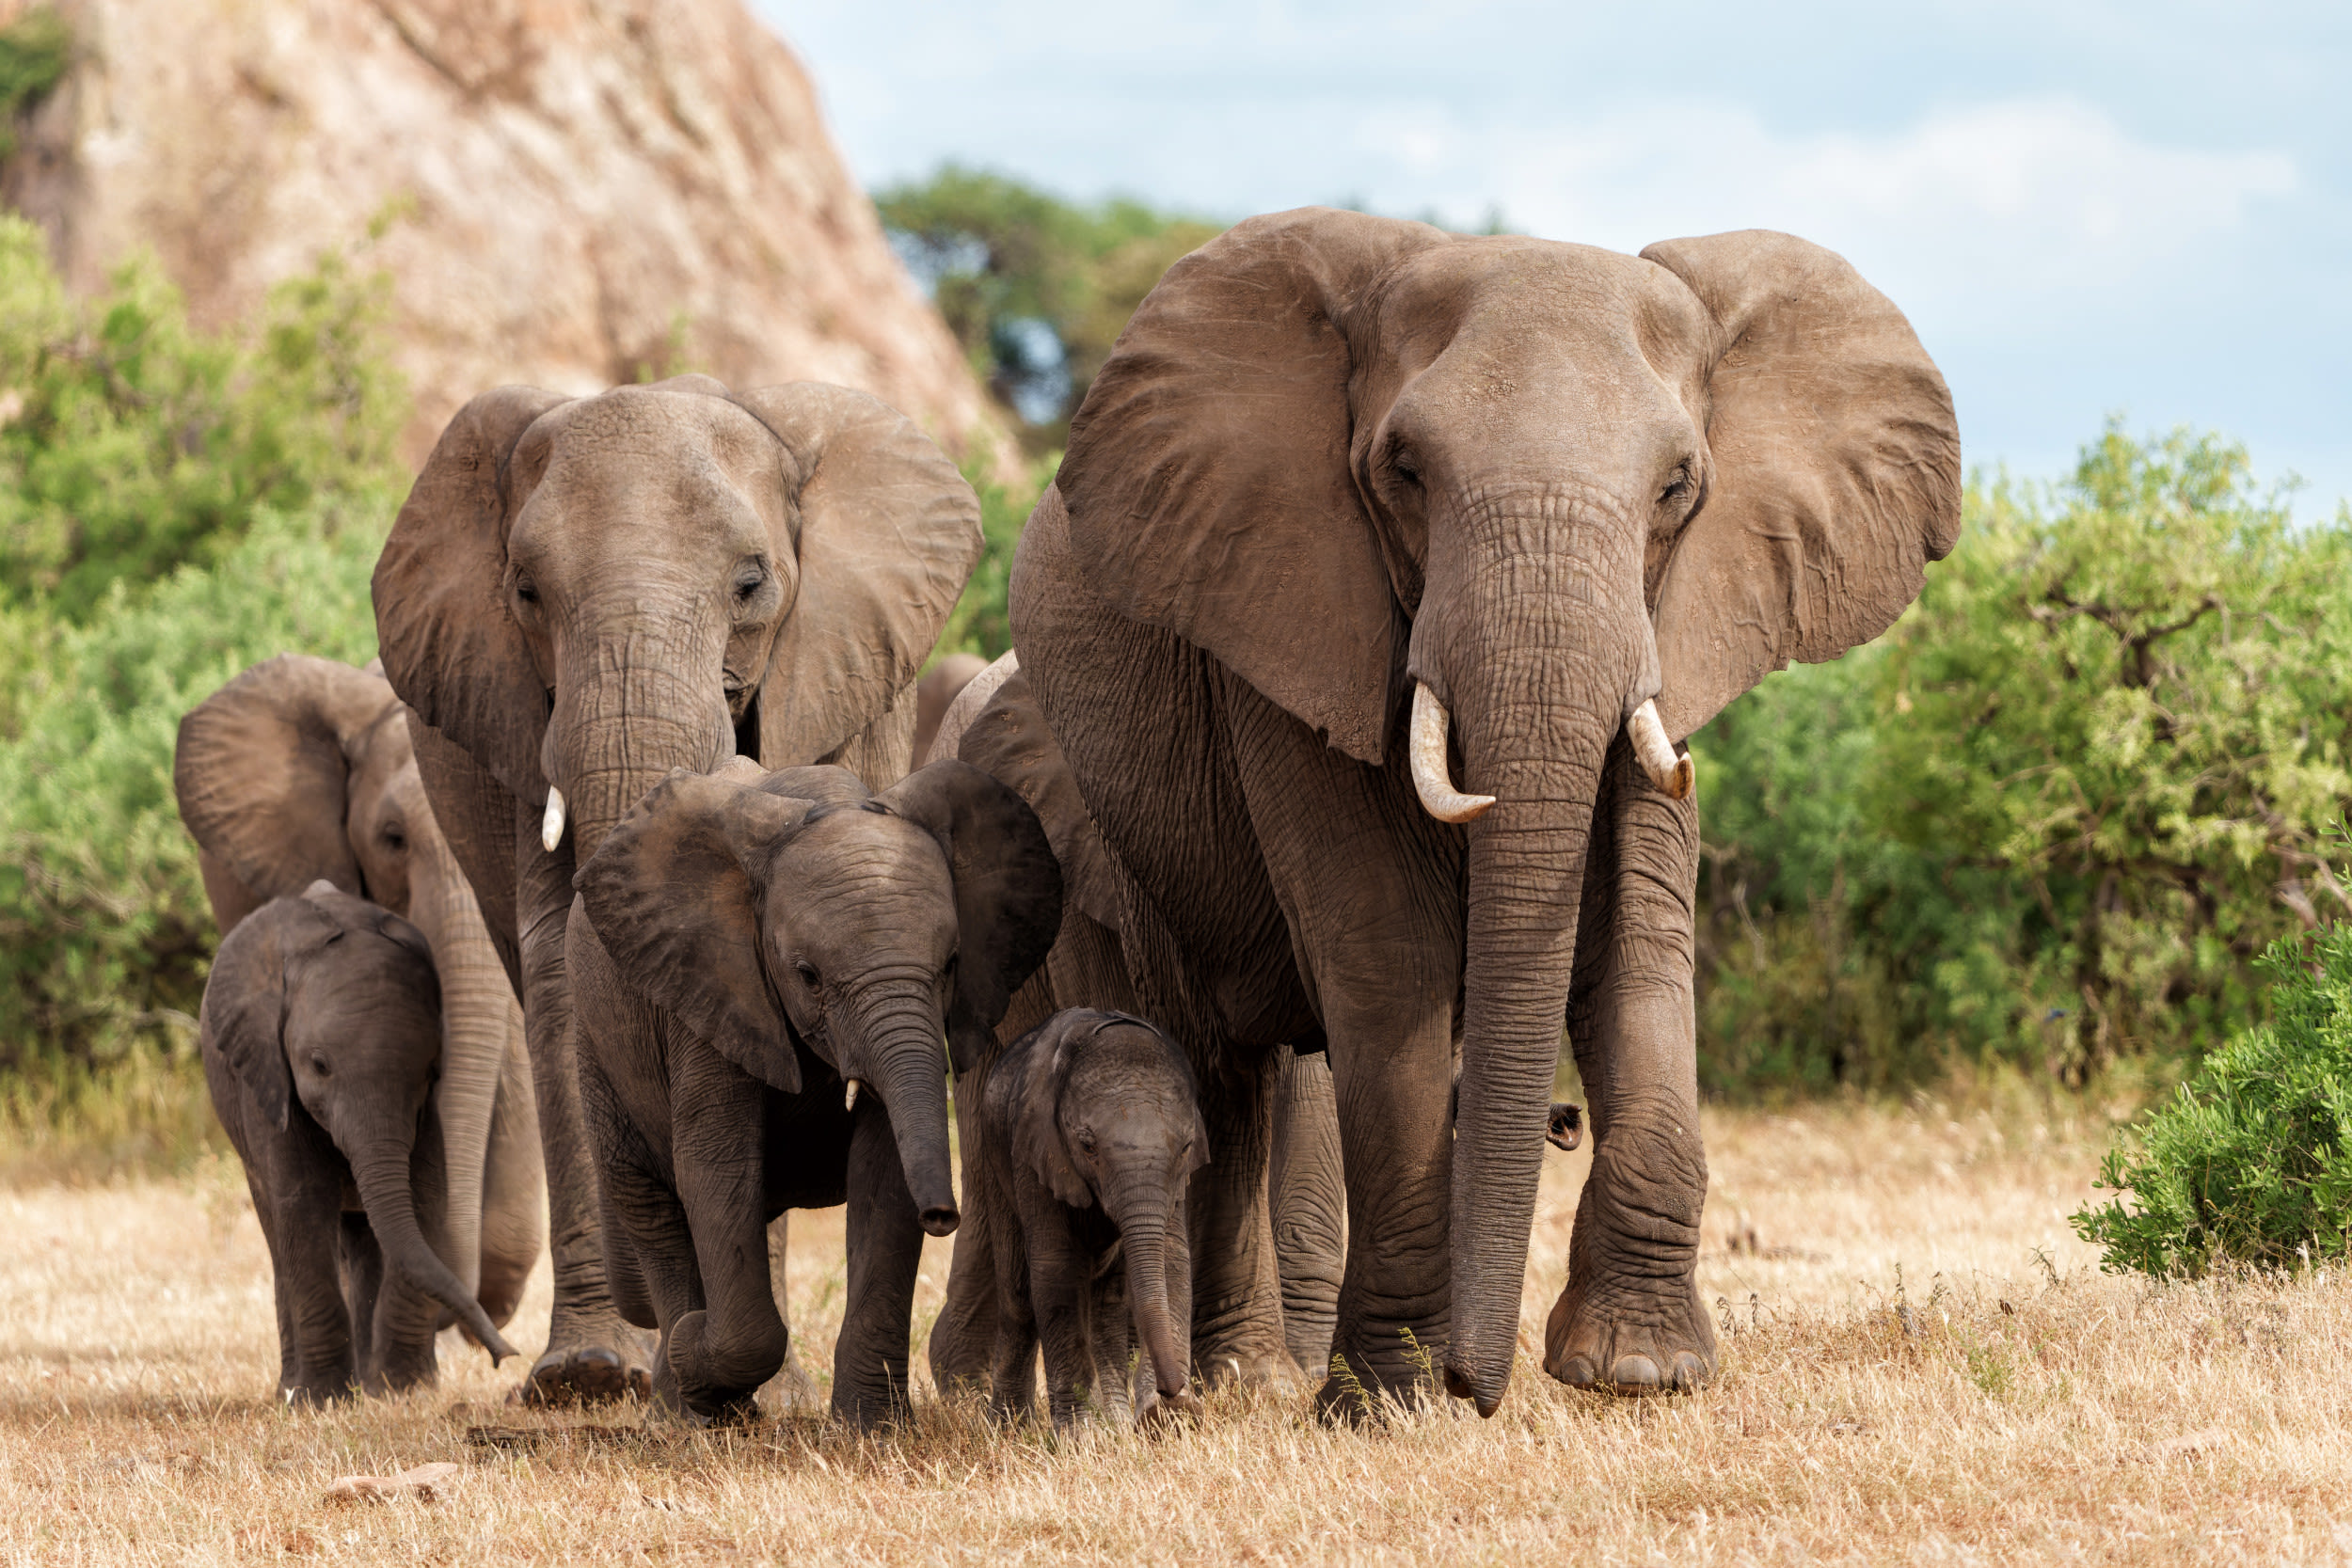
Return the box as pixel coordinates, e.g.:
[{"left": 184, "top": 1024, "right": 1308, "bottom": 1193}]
[
  {"left": 1609, "top": 1354, "right": 1661, "bottom": 1393},
  {"left": 1551, "top": 1354, "right": 1598, "bottom": 1388},
  {"left": 1671, "top": 1352, "right": 1708, "bottom": 1389}
]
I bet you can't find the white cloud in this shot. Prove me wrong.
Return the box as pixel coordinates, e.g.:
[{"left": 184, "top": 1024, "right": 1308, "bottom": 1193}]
[{"left": 1360, "top": 99, "right": 2296, "bottom": 318}]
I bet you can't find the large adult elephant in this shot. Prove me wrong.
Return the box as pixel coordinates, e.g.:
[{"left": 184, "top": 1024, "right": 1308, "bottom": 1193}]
[
  {"left": 372, "top": 375, "right": 982, "bottom": 1402},
  {"left": 175, "top": 655, "right": 542, "bottom": 1329},
  {"left": 1005, "top": 210, "right": 1960, "bottom": 1415}
]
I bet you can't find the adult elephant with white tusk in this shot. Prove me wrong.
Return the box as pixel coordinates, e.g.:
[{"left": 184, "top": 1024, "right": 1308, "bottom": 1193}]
[
  {"left": 371, "top": 376, "right": 981, "bottom": 1403},
  {"left": 999, "top": 209, "right": 1961, "bottom": 1415}
]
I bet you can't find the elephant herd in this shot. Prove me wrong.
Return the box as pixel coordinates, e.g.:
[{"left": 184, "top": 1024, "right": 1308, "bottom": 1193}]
[{"left": 177, "top": 208, "right": 1961, "bottom": 1428}]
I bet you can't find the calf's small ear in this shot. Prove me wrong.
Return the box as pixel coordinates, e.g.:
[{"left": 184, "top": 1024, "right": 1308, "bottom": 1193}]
[
  {"left": 1014, "top": 1017, "right": 1092, "bottom": 1209},
  {"left": 1184, "top": 1108, "right": 1213, "bottom": 1179},
  {"left": 201, "top": 903, "right": 305, "bottom": 1132},
  {"left": 574, "top": 770, "right": 816, "bottom": 1094}
]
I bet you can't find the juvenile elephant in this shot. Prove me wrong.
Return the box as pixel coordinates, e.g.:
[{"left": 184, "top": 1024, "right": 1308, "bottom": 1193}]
[
  {"left": 201, "top": 883, "right": 517, "bottom": 1402},
  {"left": 1009, "top": 210, "right": 1960, "bottom": 1414},
  {"left": 976, "top": 1008, "right": 1206, "bottom": 1430},
  {"left": 176, "top": 655, "right": 542, "bottom": 1332},
  {"left": 569, "top": 760, "right": 1059, "bottom": 1426},
  {"left": 372, "top": 376, "right": 981, "bottom": 1401}
]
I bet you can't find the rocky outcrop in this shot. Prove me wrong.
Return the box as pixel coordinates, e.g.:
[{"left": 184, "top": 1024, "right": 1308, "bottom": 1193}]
[{"left": 0, "top": 0, "right": 1009, "bottom": 470}]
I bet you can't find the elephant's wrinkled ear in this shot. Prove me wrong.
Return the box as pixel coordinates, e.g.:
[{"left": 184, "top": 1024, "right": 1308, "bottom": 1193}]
[
  {"left": 1185, "top": 1107, "right": 1213, "bottom": 1180},
  {"left": 175, "top": 656, "right": 396, "bottom": 910},
  {"left": 372, "top": 386, "right": 570, "bottom": 800},
  {"left": 954, "top": 664, "right": 1122, "bottom": 934},
  {"left": 878, "top": 760, "right": 1063, "bottom": 1078},
  {"left": 731, "top": 383, "right": 983, "bottom": 770},
  {"left": 200, "top": 901, "right": 300, "bottom": 1132},
  {"left": 1057, "top": 207, "right": 1453, "bottom": 767},
  {"left": 1014, "top": 1018, "right": 1091, "bottom": 1210},
  {"left": 1641, "top": 231, "right": 1961, "bottom": 742},
  {"left": 574, "top": 770, "right": 815, "bottom": 1094}
]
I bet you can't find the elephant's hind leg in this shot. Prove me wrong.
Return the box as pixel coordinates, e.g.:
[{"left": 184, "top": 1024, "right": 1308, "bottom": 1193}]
[{"left": 1544, "top": 737, "right": 1714, "bottom": 1395}]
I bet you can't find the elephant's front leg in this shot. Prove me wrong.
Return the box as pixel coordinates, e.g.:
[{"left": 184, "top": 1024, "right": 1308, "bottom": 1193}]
[
  {"left": 664, "top": 1072, "right": 787, "bottom": 1425},
  {"left": 1183, "top": 1058, "right": 1290, "bottom": 1387},
  {"left": 834, "top": 1097, "right": 928, "bottom": 1430},
  {"left": 516, "top": 808, "right": 651, "bottom": 1404},
  {"left": 1270, "top": 1047, "right": 1345, "bottom": 1379},
  {"left": 1544, "top": 738, "right": 1714, "bottom": 1394}
]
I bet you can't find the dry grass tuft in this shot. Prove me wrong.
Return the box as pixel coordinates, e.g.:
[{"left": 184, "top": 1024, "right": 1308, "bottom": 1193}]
[{"left": 7, "top": 1098, "right": 2350, "bottom": 1564}]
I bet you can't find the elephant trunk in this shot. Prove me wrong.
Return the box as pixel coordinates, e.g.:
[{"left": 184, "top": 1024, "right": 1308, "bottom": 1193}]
[
  {"left": 350, "top": 1133, "right": 518, "bottom": 1364},
  {"left": 404, "top": 840, "right": 511, "bottom": 1305},
  {"left": 550, "top": 619, "right": 736, "bottom": 864},
  {"left": 841, "top": 983, "right": 960, "bottom": 1235},
  {"left": 1415, "top": 499, "right": 1640, "bottom": 1418},
  {"left": 1108, "top": 1180, "right": 1192, "bottom": 1403}
]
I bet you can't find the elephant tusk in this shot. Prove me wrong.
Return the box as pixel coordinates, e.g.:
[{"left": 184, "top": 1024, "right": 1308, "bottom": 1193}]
[
  {"left": 1626, "top": 699, "right": 1694, "bottom": 800},
  {"left": 844, "top": 1078, "right": 862, "bottom": 1113},
  {"left": 541, "top": 785, "right": 566, "bottom": 852},
  {"left": 1409, "top": 682, "right": 1496, "bottom": 824}
]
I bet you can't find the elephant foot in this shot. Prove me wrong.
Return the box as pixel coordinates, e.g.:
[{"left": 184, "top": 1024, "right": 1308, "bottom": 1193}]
[
  {"left": 1542, "top": 1274, "right": 1716, "bottom": 1396},
  {"left": 513, "top": 1318, "right": 655, "bottom": 1407}
]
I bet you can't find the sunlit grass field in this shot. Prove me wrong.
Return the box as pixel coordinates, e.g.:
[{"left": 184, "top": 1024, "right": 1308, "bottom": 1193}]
[{"left": 7, "top": 1089, "right": 2348, "bottom": 1564}]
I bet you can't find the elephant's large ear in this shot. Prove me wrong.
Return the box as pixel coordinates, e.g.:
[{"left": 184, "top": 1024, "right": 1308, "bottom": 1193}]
[
  {"left": 1012, "top": 1015, "right": 1092, "bottom": 1210},
  {"left": 1641, "top": 231, "right": 1962, "bottom": 741},
  {"left": 175, "top": 656, "right": 395, "bottom": 906},
  {"left": 877, "top": 760, "right": 1063, "bottom": 1078},
  {"left": 954, "top": 664, "right": 1123, "bottom": 933},
  {"left": 574, "top": 770, "right": 815, "bottom": 1094},
  {"left": 730, "top": 383, "right": 983, "bottom": 769},
  {"left": 200, "top": 901, "right": 300, "bottom": 1132},
  {"left": 1057, "top": 207, "right": 1453, "bottom": 767},
  {"left": 372, "top": 387, "right": 570, "bottom": 800}
]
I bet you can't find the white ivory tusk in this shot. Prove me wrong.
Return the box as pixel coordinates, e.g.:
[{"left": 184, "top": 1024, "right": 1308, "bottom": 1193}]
[
  {"left": 540, "top": 785, "right": 567, "bottom": 852},
  {"left": 845, "top": 1078, "right": 862, "bottom": 1113},
  {"left": 1626, "top": 699, "right": 1694, "bottom": 800},
  {"left": 1408, "top": 682, "right": 1497, "bottom": 824}
]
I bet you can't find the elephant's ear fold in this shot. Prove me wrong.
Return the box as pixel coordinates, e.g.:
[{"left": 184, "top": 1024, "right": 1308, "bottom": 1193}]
[
  {"left": 372, "top": 386, "right": 570, "bottom": 800},
  {"left": 1057, "top": 207, "right": 1452, "bottom": 767},
  {"left": 200, "top": 902, "right": 299, "bottom": 1132},
  {"left": 574, "top": 770, "right": 815, "bottom": 1094},
  {"left": 878, "top": 760, "right": 1063, "bottom": 1078},
  {"left": 176, "top": 656, "right": 395, "bottom": 908},
  {"left": 1013, "top": 1016, "right": 1092, "bottom": 1210},
  {"left": 732, "top": 383, "right": 983, "bottom": 770},
  {"left": 1642, "top": 230, "right": 1962, "bottom": 742}
]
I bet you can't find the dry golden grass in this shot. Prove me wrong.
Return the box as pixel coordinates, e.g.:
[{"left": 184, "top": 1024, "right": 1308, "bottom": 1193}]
[{"left": 8, "top": 1093, "right": 2351, "bottom": 1565}]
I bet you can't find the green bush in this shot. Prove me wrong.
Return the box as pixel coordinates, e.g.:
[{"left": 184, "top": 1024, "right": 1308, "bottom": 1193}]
[
  {"left": 0, "top": 495, "right": 394, "bottom": 1079},
  {"left": 1693, "top": 424, "right": 2352, "bottom": 1096},
  {"left": 0, "top": 214, "right": 405, "bottom": 621},
  {"left": 2073, "top": 922, "right": 2352, "bottom": 1276},
  {"left": 931, "top": 452, "right": 1056, "bottom": 664},
  {"left": 0, "top": 8, "right": 70, "bottom": 160}
]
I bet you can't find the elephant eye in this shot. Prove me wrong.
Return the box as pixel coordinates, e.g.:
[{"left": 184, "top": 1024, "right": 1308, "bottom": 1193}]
[
  {"left": 1660, "top": 465, "right": 1696, "bottom": 508},
  {"left": 733, "top": 562, "right": 767, "bottom": 605},
  {"left": 310, "top": 1056, "right": 331, "bottom": 1078},
  {"left": 381, "top": 824, "right": 405, "bottom": 851},
  {"left": 794, "top": 959, "right": 820, "bottom": 989},
  {"left": 1075, "top": 1128, "right": 1097, "bottom": 1155}
]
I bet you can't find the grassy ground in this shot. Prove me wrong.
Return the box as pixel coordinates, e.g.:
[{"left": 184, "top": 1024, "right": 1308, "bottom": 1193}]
[{"left": 6, "top": 1092, "right": 2348, "bottom": 1565}]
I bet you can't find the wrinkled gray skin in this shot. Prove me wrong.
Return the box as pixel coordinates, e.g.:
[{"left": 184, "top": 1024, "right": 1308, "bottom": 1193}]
[
  {"left": 570, "top": 761, "right": 1059, "bottom": 1427},
  {"left": 977, "top": 1009, "right": 1208, "bottom": 1430},
  {"left": 175, "top": 655, "right": 543, "bottom": 1332},
  {"left": 1008, "top": 210, "right": 1961, "bottom": 1415},
  {"left": 372, "top": 376, "right": 981, "bottom": 1402},
  {"left": 914, "top": 653, "right": 990, "bottom": 768},
  {"left": 923, "top": 653, "right": 1348, "bottom": 1389},
  {"left": 199, "top": 884, "right": 518, "bottom": 1402}
]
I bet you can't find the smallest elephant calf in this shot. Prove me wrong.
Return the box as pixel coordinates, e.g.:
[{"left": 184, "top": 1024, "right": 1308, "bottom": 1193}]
[
  {"left": 977, "top": 1007, "right": 1208, "bottom": 1429},
  {"left": 201, "top": 882, "right": 516, "bottom": 1402}
]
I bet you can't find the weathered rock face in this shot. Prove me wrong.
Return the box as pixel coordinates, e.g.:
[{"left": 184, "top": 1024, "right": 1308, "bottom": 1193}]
[{"left": 0, "top": 0, "right": 1009, "bottom": 470}]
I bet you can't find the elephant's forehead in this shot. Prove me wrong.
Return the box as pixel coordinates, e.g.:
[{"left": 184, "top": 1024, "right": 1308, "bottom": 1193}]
[
  {"left": 1378, "top": 238, "right": 1712, "bottom": 360},
  {"left": 525, "top": 388, "right": 783, "bottom": 490}
]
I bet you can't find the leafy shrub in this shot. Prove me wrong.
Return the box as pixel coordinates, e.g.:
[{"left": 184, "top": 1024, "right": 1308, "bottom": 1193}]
[
  {"left": 931, "top": 452, "right": 1056, "bottom": 663},
  {"left": 2073, "top": 922, "right": 2352, "bottom": 1276},
  {"left": 0, "top": 7, "right": 70, "bottom": 159},
  {"left": 0, "top": 496, "right": 394, "bottom": 1079},
  {"left": 0, "top": 214, "right": 405, "bottom": 620},
  {"left": 1693, "top": 425, "right": 2352, "bottom": 1095}
]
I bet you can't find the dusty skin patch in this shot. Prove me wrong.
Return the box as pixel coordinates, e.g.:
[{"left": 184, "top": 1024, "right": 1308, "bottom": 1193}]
[{"left": 6, "top": 1101, "right": 2351, "bottom": 1565}]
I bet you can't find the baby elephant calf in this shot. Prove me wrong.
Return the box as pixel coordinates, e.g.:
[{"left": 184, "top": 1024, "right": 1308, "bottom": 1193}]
[
  {"left": 201, "top": 882, "right": 516, "bottom": 1402},
  {"left": 977, "top": 1008, "right": 1208, "bottom": 1429}
]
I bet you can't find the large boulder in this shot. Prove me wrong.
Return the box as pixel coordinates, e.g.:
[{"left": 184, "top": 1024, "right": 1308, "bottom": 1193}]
[{"left": 0, "top": 0, "right": 1010, "bottom": 470}]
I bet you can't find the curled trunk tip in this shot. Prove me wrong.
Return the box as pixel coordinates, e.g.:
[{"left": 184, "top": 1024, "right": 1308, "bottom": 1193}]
[
  {"left": 1626, "top": 699, "right": 1693, "bottom": 800},
  {"left": 1409, "top": 683, "right": 1496, "bottom": 824}
]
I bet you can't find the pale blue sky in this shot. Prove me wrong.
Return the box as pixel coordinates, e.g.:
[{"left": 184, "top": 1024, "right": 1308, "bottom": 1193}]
[{"left": 765, "top": 2, "right": 2350, "bottom": 513}]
